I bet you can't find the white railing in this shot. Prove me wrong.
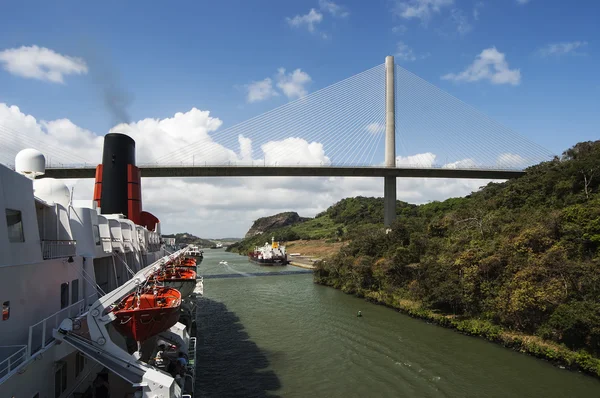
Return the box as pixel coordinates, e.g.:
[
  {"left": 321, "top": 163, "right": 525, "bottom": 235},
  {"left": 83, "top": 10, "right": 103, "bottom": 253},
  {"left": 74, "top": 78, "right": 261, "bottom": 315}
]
[
  {"left": 27, "top": 298, "right": 86, "bottom": 357},
  {"left": 41, "top": 240, "right": 76, "bottom": 260},
  {"left": 0, "top": 345, "right": 27, "bottom": 382}
]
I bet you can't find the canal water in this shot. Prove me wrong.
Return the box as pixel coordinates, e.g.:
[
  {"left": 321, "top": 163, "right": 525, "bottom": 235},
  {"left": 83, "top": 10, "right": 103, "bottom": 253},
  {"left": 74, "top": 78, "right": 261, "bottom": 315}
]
[{"left": 194, "top": 249, "right": 600, "bottom": 397}]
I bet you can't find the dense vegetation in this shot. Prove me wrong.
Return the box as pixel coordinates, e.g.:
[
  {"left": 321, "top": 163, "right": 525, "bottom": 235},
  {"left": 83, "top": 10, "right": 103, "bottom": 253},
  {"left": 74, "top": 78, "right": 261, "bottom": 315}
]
[
  {"left": 227, "top": 197, "right": 416, "bottom": 253},
  {"left": 162, "top": 232, "right": 214, "bottom": 248},
  {"left": 314, "top": 141, "right": 600, "bottom": 376}
]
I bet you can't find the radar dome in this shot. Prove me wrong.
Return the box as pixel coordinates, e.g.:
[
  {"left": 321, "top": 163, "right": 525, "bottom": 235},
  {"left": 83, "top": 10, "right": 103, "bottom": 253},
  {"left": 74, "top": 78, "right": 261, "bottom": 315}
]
[
  {"left": 33, "top": 178, "right": 70, "bottom": 207},
  {"left": 15, "top": 148, "right": 45, "bottom": 178}
]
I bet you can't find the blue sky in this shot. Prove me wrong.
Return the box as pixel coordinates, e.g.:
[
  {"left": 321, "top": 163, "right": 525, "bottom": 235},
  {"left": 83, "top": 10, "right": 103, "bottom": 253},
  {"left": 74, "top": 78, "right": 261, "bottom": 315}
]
[
  {"left": 0, "top": 0, "right": 598, "bottom": 237},
  {"left": 0, "top": 0, "right": 597, "bottom": 157}
]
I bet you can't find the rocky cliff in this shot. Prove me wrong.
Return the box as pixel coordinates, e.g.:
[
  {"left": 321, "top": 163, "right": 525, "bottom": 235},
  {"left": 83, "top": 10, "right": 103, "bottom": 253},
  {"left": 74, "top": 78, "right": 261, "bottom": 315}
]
[{"left": 245, "top": 212, "right": 309, "bottom": 238}]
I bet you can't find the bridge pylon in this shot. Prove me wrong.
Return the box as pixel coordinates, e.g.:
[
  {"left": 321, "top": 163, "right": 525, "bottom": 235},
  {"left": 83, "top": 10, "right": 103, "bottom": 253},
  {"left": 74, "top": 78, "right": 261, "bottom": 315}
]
[{"left": 384, "top": 55, "right": 396, "bottom": 227}]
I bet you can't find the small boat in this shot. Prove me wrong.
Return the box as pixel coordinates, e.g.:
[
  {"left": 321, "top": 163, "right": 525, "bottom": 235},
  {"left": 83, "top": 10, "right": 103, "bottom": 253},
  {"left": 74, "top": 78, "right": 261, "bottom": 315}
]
[
  {"left": 187, "top": 245, "right": 204, "bottom": 261},
  {"left": 111, "top": 287, "right": 182, "bottom": 342},
  {"left": 155, "top": 268, "right": 197, "bottom": 298},
  {"left": 219, "top": 260, "right": 228, "bottom": 265}
]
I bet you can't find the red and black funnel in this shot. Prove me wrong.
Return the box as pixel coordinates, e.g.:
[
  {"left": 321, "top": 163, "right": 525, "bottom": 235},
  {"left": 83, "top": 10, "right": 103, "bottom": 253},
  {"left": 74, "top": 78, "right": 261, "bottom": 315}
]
[{"left": 93, "top": 133, "right": 158, "bottom": 230}]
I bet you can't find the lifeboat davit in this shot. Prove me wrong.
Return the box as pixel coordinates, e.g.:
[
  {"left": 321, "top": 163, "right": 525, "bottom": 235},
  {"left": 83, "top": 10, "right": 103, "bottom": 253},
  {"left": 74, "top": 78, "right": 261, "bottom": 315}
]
[
  {"left": 155, "top": 268, "right": 197, "bottom": 298},
  {"left": 111, "top": 287, "right": 182, "bottom": 342}
]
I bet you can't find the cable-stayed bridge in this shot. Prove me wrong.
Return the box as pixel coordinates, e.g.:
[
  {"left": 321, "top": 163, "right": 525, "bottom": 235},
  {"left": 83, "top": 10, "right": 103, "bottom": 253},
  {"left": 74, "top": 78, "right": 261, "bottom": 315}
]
[{"left": 1, "top": 56, "right": 554, "bottom": 226}]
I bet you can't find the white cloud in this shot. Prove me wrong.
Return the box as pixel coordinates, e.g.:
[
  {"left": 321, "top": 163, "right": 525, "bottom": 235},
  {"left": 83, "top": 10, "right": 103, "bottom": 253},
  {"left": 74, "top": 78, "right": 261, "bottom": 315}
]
[
  {"left": 537, "top": 41, "right": 588, "bottom": 57},
  {"left": 244, "top": 68, "right": 312, "bottom": 103},
  {"left": 442, "top": 158, "right": 477, "bottom": 169},
  {"left": 395, "top": 41, "right": 430, "bottom": 62},
  {"left": 365, "top": 122, "right": 385, "bottom": 135},
  {"left": 396, "top": 152, "right": 437, "bottom": 168},
  {"left": 319, "top": 0, "right": 349, "bottom": 17},
  {"left": 276, "top": 68, "right": 312, "bottom": 100},
  {"left": 441, "top": 47, "right": 521, "bottom": 86},
  {"left": 286, "top": 8, "right": 323, "bottom": 33},
  {"left": 473, "top": 2, "right": 483, "bottom": 20},
  {"left": 450, "top": 9, "right": 472, "bottom": 35},
  {"left": 396, "top": 41, "right": 417, "bottom": 62},
  {"left": 246, "top": 78, "right": 278, "bottom": 103},
  {"left": 496, "top": 153, "right": 527, "bottom": 169},
  {"left": 238, "top": 134, "right": 253, "bottom": 162},
  {"left": 395, "top": 0, "right": 454, "bottom": 22},
  {"left": 392, "top": 25, "right": 408, "bottom": 34},
  {"left": 0, "top": 45, "right": 87, "bottom": 84},
  {"left": 0, "top": 102, "right": 499, "bottom": 237}
]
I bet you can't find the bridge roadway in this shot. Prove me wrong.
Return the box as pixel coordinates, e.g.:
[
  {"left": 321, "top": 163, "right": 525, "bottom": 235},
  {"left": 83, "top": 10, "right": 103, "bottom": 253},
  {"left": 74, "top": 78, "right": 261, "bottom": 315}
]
[{"left": 43, "top": 165, "right": 525, "bottom": 179}]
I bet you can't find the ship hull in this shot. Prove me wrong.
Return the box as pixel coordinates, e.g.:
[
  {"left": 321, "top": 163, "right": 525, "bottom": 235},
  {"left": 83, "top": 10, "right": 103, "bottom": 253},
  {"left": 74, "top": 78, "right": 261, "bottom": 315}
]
[
  {"left": 248, "top": 256, "right": 288, "bottom": 265},
  {"left": 162, "top": 279, "right": 197, "bottom": 298}
]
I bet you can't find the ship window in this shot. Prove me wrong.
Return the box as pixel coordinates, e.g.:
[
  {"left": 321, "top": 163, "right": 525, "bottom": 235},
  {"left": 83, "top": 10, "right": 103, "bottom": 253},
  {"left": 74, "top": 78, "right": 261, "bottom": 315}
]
[
  {"left": 75, "top": 352, "right": 85, "bottom": 377},
  {"left": 71, "top": 279, "right": 79, "bottom": 304},
  {"left": 6, "top": 209, "right": 24, "bottom": 243},
  {"left": 2, "top": 301, "right": 9, "bottom": 321},
  {"left": 93, "top": 224, "right": 101, "bottom": 245},
  {"left": 54, "top": 362, "right": 67, "bottom": 397},
  {"left": 60, "top": 283, "right": 69, "bottom": 309}
]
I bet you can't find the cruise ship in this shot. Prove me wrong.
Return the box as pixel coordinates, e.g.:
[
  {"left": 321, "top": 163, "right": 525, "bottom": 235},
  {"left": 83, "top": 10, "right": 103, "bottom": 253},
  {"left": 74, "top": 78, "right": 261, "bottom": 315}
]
[{"left": 0, "top": 133, "right": 202, "bottom": 398}]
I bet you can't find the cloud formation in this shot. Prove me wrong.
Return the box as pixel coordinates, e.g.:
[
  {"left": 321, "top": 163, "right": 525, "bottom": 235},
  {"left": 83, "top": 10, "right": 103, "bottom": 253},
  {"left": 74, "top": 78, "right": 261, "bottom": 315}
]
[
  {"left": 0, "top": 45, "right": 87, "bottom": 83},
  {"left": 245, "top": 67, "right": 312, "bottom": 103},
  {"left": 441, "top": 47, "right": 521, "bottom": 85},
  {"left": 318, "top": 0, "right": 350, "bottom": 17},
  {"left": 286, "top": 8, "right": 323, "bottom": 33},
  {"left": 0, "top": 102, "right": 497, "bottom": 237},
  {"left": 395, "top": 0, "right": 454, "bottom": 22},
  {"left": 276, "top": 68, "right": 312, "bottom": 99},
  {"left": 246, "top": 78, "right": 279, "bottom": 103},
  {"left": 537, "top": 41, "right": 588, "bottom": 57}
]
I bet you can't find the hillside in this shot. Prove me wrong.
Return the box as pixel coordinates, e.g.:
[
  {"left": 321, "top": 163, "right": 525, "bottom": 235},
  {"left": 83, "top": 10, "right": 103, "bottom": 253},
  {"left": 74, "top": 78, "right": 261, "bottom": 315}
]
[
  {"left": 162, "top": 232, "right": 214, "bottom": 248},
  {"left": 245, "top": 212, "right": 310, "bottom": 238},
  {"left": 315, "top": 140, "right": 600, "bottom": 376},
  {"left": 227, "top": 197, "right": 416, "bottom": 254}
]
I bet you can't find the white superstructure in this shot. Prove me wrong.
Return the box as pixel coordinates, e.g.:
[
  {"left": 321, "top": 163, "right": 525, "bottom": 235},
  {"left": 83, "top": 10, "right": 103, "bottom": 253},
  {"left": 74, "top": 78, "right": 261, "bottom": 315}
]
[{"left": 0, "top": 145, "right": 200, "bottom": 398}]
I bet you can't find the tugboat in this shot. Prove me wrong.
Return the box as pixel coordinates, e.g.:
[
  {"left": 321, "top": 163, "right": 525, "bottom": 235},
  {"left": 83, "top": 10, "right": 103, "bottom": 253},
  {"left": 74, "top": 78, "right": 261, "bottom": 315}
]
[
  {"left": 248, "top": 237, "right": 288, "bottom": 265},
  {"left": 187, "top": 245, "right": 204, "bottom": 262}
]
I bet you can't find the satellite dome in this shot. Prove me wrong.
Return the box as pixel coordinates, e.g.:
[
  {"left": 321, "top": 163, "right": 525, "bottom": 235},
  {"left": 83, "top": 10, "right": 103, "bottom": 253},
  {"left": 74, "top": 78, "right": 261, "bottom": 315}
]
[
  {"left": 33, "top": 178, "right": 70, "bottom": 207},
  {"left": 15, "top": 148, "right": 45, "bottom": 178}
]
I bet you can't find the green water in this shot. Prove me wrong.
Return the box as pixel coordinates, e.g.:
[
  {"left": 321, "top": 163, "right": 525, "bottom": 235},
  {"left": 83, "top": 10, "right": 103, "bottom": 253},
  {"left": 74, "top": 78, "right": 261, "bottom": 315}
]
[{"left": 195, "top": 249, "right": 600, "bottom": 397}]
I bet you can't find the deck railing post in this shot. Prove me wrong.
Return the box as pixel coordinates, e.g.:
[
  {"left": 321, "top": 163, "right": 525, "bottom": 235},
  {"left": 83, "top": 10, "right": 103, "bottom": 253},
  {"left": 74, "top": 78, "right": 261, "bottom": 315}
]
[
  {"left": 41, "top": 320, "right": 46, "bottom": 349},
  {"left": 27, "top": 327, "right": 33, "bottom": 358}
]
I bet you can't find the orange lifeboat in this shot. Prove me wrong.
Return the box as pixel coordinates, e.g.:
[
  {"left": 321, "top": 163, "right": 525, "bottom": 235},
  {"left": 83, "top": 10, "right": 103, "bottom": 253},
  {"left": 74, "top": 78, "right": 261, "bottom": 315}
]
[
  {"left": 155, "top": 268, "right": 197, "bottom": 298},
  {"left": 178, "top": 258, "right": 198, "bottom": 273},
  {"left": 111, "top": 287, "right": 181, "bottom": 342}
]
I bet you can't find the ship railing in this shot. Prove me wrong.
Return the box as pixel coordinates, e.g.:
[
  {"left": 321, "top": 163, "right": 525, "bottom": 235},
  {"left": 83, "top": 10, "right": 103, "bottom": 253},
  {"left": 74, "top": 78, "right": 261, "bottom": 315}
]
[
  {"left": 0, "top": 345, "right": 27, "bottom": 382},
  {"left": 41, "top": 239, "right": 77, "bottom": 260},
  {"left": 27, "top": 298, "right": 87, "bottom": 358}
]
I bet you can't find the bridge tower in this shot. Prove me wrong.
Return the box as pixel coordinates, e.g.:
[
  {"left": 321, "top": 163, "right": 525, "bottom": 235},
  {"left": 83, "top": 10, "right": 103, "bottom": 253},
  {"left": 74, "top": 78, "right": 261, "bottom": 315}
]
[{"left": 384, "top": 55, "right": 396, "bottom": 227}]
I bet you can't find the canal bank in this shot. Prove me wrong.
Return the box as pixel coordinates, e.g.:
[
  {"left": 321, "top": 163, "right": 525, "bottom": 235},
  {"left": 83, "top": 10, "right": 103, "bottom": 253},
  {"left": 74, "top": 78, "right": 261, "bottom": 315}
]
[
  {"left": 315, "top": 280, "right": 600, "bottom": 380},
  {"left": 195, "top": 249, "right": 600, "bottom": 397}
]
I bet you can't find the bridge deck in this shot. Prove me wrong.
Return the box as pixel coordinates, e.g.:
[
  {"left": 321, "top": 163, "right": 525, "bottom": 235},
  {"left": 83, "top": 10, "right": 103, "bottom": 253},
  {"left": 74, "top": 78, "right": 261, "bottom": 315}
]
[{"left": 43, "top": 166, "right": 525, "bottom": 179}]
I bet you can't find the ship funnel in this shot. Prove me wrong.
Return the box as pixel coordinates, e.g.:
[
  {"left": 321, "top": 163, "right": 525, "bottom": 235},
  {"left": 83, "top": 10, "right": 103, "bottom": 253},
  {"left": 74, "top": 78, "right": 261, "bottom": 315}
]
[{"left": 93, "top": 133, "right": 142, "bottom": 224}]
